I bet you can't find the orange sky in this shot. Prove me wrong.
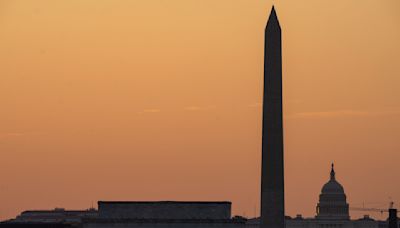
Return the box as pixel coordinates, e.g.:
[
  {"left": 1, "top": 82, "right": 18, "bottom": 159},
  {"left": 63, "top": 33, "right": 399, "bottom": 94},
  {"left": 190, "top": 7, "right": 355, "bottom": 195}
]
[{"left": 1, "top": 0, "right": 400, "bottom": 221}]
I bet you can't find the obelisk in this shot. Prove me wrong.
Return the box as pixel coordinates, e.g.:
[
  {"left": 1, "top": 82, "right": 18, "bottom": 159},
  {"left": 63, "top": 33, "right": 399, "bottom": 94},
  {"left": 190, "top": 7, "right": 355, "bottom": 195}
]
[{"left": 260, "top": 6, "right": 285, "bottom": 228}]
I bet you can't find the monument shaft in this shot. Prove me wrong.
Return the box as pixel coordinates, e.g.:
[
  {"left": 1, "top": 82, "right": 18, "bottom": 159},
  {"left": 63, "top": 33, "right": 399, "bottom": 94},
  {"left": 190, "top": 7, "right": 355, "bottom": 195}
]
[{"left": 260, "top": 7, "right": 285, "bottom": 228}]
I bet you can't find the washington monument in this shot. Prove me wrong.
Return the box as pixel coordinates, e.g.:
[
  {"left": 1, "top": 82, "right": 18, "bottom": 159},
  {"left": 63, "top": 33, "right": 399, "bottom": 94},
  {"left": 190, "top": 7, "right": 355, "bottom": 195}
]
[{"left": 260, "top": 6, "right": 285, "bottom": 228}]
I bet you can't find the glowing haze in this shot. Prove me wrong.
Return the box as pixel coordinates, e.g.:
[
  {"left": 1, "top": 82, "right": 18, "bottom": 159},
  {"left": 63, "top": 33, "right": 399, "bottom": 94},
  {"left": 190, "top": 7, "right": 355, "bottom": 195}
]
[{"left": 1, "top": 0, "right": 400, "bottom": 220}]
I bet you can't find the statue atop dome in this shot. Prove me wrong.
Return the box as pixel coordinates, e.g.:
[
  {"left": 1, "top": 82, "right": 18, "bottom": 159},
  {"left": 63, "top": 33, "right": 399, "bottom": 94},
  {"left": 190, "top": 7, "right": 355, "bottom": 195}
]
[
  {"left": 316, "top": 164, "right": 350, "bottom": 220},
  {"left": 330, "top": 163, "right": 335, "bottom": 180}
]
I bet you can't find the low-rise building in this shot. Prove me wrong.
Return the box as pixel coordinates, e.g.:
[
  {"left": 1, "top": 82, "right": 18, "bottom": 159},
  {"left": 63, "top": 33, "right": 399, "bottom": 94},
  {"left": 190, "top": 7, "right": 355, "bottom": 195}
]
[{"left": 82, "top": 201, "right": 245, "bottom": 228}]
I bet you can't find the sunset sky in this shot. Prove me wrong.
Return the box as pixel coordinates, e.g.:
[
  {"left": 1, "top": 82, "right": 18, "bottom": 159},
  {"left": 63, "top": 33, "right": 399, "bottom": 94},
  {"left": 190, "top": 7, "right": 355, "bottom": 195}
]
[{"left": 1, "top": 0, "right": 400, "bottom": 220}]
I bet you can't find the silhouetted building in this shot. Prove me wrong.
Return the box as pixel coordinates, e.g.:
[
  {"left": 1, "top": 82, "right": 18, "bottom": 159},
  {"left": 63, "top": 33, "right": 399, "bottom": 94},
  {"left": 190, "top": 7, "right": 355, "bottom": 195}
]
[
  {"left": 2, "top": 208, "right": 97, "bottom": 224},
  {"left": 82, "top": 201, "right": 245, "bottom": 228},
  {"left": 97, "top": 201, "right": 231, "bottom": 220},
  {"left": 388, "top": 209, "right": 398, "bottom": 228},
  {"left": 316, "top": 164, "right": 350, "bottom": 220},
  {"left": 4, "top": 202, "right": 245, "bottom": 227}
]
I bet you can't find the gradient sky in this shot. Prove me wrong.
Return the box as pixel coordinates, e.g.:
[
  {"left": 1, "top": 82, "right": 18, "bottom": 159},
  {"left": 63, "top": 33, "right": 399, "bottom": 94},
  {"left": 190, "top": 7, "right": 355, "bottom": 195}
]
[{"left": 1, "top": 0, "right": 400, "bottom": 221}]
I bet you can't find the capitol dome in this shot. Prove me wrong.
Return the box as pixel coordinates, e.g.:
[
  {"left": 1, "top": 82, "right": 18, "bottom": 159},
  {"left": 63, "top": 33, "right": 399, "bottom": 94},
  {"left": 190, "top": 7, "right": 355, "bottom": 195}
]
[
  {"left": 321, "top": 174, "right": 344, "bottom": 194},
  {"left": 316, "top": 164, "right": 350, "bottom": 220}
]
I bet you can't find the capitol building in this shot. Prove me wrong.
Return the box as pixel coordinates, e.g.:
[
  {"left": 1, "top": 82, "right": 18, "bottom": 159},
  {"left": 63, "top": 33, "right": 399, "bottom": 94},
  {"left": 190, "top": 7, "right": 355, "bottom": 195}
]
[{"left": 247, "top": 164, "right": 388, "bottom": 228}]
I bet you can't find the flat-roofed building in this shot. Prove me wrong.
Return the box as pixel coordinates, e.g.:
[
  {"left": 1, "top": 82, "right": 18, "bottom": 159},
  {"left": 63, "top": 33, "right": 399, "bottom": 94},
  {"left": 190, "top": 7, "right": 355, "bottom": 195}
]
[
  {"left": 97, "top": 201, "right": 231, "bottom": 220},
  {"left": 81, "top": 201, "right": 245, "bottom": 228}
]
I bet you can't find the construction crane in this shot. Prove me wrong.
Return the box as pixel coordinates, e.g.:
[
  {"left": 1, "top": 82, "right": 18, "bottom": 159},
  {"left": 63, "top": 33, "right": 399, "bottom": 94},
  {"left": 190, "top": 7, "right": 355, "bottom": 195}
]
[
  {"left": 350, "top": 201, "right": 395, "bottom": 214},
  {"left": 349, "top": 206, "right": 388, "bottom": 224},
  {"left": 350, "top": 201, "right": 397, "bottom": 228},
  {"left": 350, "top": 207, "right": 388, "bottom": 214}
]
